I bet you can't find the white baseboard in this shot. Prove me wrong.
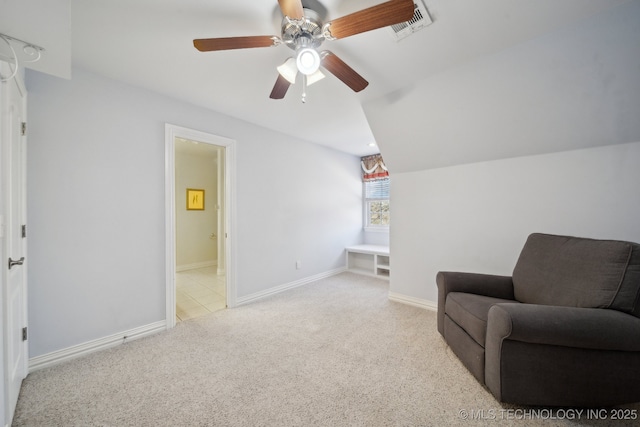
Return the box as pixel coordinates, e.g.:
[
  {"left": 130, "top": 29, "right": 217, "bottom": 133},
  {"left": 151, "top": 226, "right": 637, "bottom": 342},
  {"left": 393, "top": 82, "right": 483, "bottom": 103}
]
[
  {"left": 176, "top": 260, "right": 217, "bottom": 272},
  {"left": 28, "top": 321, "right": 167, "bottom": 372},
  {"left": 388, "top": 292, "right": 437, "bottom": 311},
  {"left": 236, "top": 267, "right": 347, "bottom": 306}
]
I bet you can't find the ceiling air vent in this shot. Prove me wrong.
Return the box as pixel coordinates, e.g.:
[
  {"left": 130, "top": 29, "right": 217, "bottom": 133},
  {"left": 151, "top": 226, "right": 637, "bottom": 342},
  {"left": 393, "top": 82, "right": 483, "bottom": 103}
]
[{"left": 388, "top": 0, "right": 433, "bottom": 41}]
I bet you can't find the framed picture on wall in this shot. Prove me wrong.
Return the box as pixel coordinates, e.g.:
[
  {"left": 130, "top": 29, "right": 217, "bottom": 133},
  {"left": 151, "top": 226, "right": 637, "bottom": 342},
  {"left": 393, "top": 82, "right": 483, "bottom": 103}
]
[{"left": 186, "top": 188, "right": 205, "bottom": 210}]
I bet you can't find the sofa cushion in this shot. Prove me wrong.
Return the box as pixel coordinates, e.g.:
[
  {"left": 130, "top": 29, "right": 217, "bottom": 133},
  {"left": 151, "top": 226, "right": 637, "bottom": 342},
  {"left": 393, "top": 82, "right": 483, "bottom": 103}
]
[
  {"left": 445, "top": 292, "right": 516, "bottom": 346},
  {"left": 512, "top": 233, "right": 637, "bottom": 310}
]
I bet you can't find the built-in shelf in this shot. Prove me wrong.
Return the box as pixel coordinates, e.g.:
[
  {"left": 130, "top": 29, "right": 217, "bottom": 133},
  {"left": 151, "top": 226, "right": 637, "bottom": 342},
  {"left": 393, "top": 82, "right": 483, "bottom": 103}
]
[{"left": 345, "top": 245, "right": 390, "bottom": 280}]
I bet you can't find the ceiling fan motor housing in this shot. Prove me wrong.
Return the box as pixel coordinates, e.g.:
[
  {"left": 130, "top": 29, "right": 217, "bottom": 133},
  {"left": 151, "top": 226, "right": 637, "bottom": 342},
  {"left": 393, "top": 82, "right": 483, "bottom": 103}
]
[{"left": 281, "top": 8, "right": 324, "bottom": 50}]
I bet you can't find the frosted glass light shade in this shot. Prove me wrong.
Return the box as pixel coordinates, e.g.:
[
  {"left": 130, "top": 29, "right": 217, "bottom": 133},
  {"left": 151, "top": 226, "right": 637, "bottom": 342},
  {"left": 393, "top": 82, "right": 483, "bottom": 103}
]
[
  {"left": 296, "top": 48, "right": 320, "bottom": 75},
  {"left": 307, "top": 69, "right": 325, "bottom": 86},
  {"left": 277, "top": 58, "right": 298, "bottom": 84}
]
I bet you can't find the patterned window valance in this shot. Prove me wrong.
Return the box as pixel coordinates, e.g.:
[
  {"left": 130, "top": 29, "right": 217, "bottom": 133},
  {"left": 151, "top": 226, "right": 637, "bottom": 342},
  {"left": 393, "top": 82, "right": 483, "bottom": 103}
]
[{"left": 361, "top": 154, "right": 389, "bottom": 182}]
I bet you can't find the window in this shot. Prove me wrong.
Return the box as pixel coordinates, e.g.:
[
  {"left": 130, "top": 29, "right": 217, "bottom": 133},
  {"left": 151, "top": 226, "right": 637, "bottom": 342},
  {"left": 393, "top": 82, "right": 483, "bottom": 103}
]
[
  {"left": 361, "top": 153, "right": 390, "bottom": 230},
  {"left": 364, "top": 178, "right": 390, "bottom": 228}
]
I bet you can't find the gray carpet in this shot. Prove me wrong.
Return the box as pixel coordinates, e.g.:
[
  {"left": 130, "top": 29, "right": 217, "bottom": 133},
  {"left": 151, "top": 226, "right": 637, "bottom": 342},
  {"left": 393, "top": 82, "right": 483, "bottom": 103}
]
[{"left": 13, "top": 273, "right": 640, "bottom": 426}]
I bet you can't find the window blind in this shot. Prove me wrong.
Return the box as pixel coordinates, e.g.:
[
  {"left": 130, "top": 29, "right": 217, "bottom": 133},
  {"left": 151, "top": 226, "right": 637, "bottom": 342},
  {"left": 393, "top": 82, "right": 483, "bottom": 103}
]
[{"left": 365, "top": 179, "right": 390, "bottom": 200}]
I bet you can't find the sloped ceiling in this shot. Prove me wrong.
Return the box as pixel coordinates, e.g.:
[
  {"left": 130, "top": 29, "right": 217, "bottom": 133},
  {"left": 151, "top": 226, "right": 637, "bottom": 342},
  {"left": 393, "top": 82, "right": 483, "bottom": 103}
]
[
  {"left": 3, "top": 0, "right": 633, "bottom": 157},
  {"left": 364, "top": 0, "right": 640, "bottom": 173}
]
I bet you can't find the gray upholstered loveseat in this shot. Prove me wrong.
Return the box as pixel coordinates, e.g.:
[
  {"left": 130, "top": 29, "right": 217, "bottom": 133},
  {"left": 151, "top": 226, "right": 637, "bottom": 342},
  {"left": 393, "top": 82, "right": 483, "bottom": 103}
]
[{"left": 437, "top": 233, "right": 640, "bottom": 407}]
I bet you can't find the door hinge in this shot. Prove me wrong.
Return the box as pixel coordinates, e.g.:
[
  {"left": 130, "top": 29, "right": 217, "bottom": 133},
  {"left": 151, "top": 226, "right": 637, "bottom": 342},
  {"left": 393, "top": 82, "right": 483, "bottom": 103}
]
[
  {"left": 22, "top": 327, "right": 28, "bottom": 341},
  {"left": 21, "top": 122, "right": 27, "bottom": 136},
  {"left": 22, "top": 224, "right": 27, "bottom": 238}
]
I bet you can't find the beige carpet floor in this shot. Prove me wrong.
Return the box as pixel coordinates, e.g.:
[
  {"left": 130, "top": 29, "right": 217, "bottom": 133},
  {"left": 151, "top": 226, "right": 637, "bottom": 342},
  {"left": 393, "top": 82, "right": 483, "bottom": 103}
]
[{"left": 13, "top": 273, "right": 640, "bottom": 426}]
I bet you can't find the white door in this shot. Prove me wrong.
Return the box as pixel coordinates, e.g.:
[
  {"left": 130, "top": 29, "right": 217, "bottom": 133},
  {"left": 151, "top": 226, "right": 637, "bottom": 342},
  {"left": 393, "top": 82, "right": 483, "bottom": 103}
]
[{"left": 1, "top": 65, "right": 28, "bottom": 424}]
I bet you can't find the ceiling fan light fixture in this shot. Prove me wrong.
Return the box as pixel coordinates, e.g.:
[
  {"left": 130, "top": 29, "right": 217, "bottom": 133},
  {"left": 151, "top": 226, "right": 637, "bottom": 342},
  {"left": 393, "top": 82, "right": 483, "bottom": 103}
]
[
  {"left": 277, "top": 57, "right": 298, "bottom": 84},
  {"left": 296, "top": 48, "right": 320, "bottom": 75},
  {"left": 307, "top": 69, "right": 325, "bottom": 86}
]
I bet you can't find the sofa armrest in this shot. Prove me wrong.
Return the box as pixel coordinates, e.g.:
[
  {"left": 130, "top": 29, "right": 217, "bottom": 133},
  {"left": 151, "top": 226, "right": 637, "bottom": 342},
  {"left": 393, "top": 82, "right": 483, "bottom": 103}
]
[
  {"left": 485, "top": 304, "right": 640, "bottom": 405},
  {"left": 436, "top": 272, "right": 514, "bottom": 335},
  {"left": 487, "top": 303, "right": 640, "bottom": 351}
]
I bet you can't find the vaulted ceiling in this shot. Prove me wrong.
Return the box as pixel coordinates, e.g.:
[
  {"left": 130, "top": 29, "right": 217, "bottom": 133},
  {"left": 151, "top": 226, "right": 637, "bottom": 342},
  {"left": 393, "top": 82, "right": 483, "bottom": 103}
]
[{"left": 2, "top": 0, "right": 632, "bottom": 156}]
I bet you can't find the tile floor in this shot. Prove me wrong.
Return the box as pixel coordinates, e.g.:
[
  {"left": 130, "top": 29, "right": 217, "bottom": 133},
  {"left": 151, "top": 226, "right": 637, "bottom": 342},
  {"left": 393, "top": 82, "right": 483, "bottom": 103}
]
[{"left": 176, "top": 266, "right": 226, "bottom": 322}]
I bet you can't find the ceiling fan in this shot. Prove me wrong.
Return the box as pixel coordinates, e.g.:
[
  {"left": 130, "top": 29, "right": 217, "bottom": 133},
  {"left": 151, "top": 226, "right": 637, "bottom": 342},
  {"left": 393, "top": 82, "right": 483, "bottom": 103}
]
[{"left": 193, "top": 0, "right": 415, "bottom": 102}]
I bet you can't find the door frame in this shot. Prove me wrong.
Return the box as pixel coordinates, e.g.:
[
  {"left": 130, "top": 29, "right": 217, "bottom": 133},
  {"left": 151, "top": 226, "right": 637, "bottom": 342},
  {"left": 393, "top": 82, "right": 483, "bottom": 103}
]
[{"left": 164, "top": 124, "right": 237, "bottom": 328}]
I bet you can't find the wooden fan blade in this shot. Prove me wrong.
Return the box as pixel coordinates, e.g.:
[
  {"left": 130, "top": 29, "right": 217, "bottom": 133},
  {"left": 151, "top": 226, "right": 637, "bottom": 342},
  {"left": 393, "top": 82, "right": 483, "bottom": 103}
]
[
  {"left": 326, "top": 0, "right": 415, "bottom": 40},
  {"left": 193, "top": 36, "right": 277, "bottom": 52},
  {"left": 270, "top": 75, "right": 291, "bottom": 99},
  {"left": 278, "top": 0, "right": 304, "bottom": 20},
  {"left": 321, "top": 51, "right": 369, "bottom": 93}
]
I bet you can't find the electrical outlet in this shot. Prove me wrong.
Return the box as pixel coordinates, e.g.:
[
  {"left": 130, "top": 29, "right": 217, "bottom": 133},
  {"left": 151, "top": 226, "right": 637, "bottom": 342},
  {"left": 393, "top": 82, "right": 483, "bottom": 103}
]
[{"left": 296, "top": 260, "right": 302, "bottom": 270}]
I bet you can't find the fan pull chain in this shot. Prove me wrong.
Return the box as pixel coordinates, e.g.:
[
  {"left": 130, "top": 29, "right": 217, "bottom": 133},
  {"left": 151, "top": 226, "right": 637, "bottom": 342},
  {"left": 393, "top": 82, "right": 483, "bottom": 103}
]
[{"left": 301, "top": 74, "right": 307, "bottom": 103}]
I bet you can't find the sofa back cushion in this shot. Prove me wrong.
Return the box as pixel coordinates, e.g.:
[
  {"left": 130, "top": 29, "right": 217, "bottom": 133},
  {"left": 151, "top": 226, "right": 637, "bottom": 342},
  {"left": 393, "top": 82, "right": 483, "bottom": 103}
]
[{"left": 513, "top": 233, "right": 640, "bottom": 315}]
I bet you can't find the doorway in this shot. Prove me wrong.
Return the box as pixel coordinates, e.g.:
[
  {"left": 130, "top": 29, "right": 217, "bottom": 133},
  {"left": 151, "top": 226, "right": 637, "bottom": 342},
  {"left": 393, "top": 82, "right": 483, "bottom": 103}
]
[
  {"left": 165, "top": 124, "right": 236, "bottom": 329},
  {"left": 174, "top": 139, "right": 225, "bottom": 321}
]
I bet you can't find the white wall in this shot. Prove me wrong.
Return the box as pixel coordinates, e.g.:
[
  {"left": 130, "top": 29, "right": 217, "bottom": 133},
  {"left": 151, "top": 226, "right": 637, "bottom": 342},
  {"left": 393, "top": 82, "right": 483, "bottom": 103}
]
[
  {"left": 363, "top": 230, "right": 389, "bottom": 246},
  {"left": 175, "top": 147, "right": 218, "bottom": 269},
  {"left": 390, "top": 142, "right": 640, "bottom": 303},
  {"left": 25, "top": 67, "right": 363, "bottom": 358},
  {"left": 366, "top": 1, "right": 640, "bottom": 304}
]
